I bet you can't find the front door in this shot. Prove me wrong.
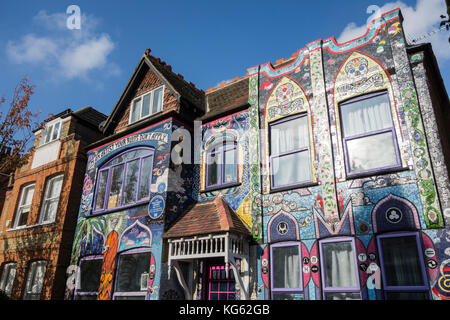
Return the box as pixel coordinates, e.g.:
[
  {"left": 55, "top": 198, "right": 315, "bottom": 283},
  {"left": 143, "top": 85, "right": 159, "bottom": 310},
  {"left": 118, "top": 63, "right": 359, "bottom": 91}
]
[{"left": 206, "top": 264, "right": 236, "bottom": 300}]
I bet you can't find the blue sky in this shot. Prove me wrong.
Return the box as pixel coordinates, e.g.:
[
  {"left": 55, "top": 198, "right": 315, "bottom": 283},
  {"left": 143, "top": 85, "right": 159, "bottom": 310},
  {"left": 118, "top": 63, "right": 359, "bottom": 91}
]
[{"left": 1, "top": 0, "right": 449, "bottom": 123}]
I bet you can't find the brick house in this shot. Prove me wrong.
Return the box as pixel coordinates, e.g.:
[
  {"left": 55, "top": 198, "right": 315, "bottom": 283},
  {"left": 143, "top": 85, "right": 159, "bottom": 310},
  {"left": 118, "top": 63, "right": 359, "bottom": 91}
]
[
  {"left": 0, "top": 107, "right": 106, "bottom": 299},
  {"left": 64, "top": 7, "right": 450, "bottom": 300}
]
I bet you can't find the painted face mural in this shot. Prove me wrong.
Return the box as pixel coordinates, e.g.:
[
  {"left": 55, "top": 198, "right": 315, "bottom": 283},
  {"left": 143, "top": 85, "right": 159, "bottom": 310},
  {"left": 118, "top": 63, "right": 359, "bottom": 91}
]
[{"left": 345, "top": 57, "right": 369, "bottom": 83}]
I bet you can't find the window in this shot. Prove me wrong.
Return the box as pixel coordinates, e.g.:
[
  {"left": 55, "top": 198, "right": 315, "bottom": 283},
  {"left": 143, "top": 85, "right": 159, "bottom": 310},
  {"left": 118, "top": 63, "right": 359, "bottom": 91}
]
[
  {"left": 319, "top": 237, "right": 361, "bottom": 300},
  {"left": 113, "top": 249, "right": 151, "bottom": 300},
  {"left": 339, "top": 91, "right": 401, "bottom": 176},
  {"left": 129, "top": 86, "right": 164, "bottom": 124},
  {"left": 14, "top": 184, "right": 35, "bottom": 228},
  {"left": 40, "top": 121, "right": 62, "bottom": 146},
  {"left": 74, "top": 256, "right": 103, "bottom": 300},
  {"left": 205, "top": 141, "right": 238, "bottom": 189},
  {"left": 0, "top": 262, "right": 17, "bottom": 297},
  {"left": 39, "top": 174, "right": 63, "bottom": 224},
  {"left": 93, "top": 148, "right": 154, "bottom": 213},
  {"left": 269, "top": 114, "right": 312, "bottom": 189},
  {"left": 23, "top": 260, "right": 46, "bottom": 300},
  {"left": 207, "top": 265, "right": 236, "bottom": 300},
  {"left": 377, "top": 232, "right": 430, "bottom": 300},
  {"left": 270, "top": 242, "right": 302, "bottom": 299}
]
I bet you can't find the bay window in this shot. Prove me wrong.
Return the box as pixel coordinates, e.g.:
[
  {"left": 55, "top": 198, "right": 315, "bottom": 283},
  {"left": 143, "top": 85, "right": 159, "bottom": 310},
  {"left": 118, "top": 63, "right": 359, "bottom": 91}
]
[
  {"left": 339, "top": 91, "right": 401, "bottom": 176},
  {"left": 319, "top": 237, "right": 361, "bottom": 300},
  {"left": 269, "top": 113, "right": 312, "bottom": 190},
  {"left": 93, "top": 148, "right": 154, "bottom": 213}
]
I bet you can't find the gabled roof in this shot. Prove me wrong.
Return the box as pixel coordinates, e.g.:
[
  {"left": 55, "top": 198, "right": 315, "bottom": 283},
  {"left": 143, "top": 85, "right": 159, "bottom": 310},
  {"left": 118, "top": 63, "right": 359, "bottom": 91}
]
[
  {"left": 163, "top": 197, "right": 251, "bottom": 238},
  {"left": 102, "top": 50, "right": 205, "bottom": 134}
]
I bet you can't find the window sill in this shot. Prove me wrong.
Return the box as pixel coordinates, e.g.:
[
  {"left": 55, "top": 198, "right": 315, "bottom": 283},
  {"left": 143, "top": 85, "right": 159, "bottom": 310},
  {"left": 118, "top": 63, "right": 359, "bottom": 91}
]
[
  {"left": 91, "top": 200, "right": 150, "bottom": 217},
  {"left": 269, "top": 181, "right": 318, "bottom": 193},
  {"left": 7, "top": 221, "right": 56, "bottom": 233},
  {"left": 345, "top": 165, "right": 408, "bottom": 180},
  {"left": 202, "top": 182, "right": 241, "bottom": 193},
  {"left": 128, "top": 110, "right": 163, "bottom": 126}
]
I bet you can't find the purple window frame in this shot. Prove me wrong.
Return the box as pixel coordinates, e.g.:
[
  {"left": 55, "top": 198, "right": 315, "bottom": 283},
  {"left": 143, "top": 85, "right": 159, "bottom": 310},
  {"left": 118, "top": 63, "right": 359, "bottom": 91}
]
[
  {"left": 112, "top": 247, "right": 152, "bottom": 300},
  {"left": 339, "top": 90, "right": 402, "bottom": 177},
  {"left": 270, "top": 241, "right": 303, "bottom": 299},
  {"left": 74, "top": 255, "right": 103, "bottom": 300},
  {"left": 207, "top": 265, "right": 236, "bottom": 300},
  {"left": 376, "top": 231, "right": 431, "bottom": 299},
  {"left": 92, "top": 147, "right": 154, "bottom": 215},
  {"left": 205, "top": 141, "right": 238, "bottom": 190},
  {"left": 269, "top": 113, "right": 313, "bottom": 191},
  {"left": 318, "top": 237, "right": 361, "bottom": 300}
]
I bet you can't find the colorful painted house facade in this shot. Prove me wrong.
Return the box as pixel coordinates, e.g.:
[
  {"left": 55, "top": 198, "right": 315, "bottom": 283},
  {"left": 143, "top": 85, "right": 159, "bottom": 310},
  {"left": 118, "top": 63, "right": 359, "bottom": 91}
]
[{"left": 65, "top": 8, "right": 450, "bottom": 301}]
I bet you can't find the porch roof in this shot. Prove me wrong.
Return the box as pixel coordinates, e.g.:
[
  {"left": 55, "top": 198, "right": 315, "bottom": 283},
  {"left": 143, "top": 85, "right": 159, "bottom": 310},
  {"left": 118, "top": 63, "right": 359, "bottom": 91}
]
[{"left": 163, "top": 197, "right": 251, "bottom": 239}]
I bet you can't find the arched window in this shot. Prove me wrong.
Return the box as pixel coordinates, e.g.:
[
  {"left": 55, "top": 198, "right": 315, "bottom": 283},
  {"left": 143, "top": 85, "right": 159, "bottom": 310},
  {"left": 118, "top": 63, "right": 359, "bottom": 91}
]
[
  {"left": 93, "top": 147, "right": 154, "bottom": 213},
  {"left": 74, "top": 255, "right": 103, "bottom": 300}
]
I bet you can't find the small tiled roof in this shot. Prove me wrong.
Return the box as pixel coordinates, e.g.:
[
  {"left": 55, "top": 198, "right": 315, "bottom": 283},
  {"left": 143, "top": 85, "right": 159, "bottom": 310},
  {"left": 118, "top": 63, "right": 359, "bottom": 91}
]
[
  {"left": 164, "top": 197, "right": 251, "bottom": 238},
  {"left": 202, "top": 77, "right": 249, "bottom": 121}
]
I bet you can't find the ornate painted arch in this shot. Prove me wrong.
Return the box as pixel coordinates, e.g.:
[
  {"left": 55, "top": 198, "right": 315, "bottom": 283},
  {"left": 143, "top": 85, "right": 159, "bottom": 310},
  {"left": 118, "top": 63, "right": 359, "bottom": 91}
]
[
  {"left": 118, "top": 220, "right": 153, "bottom": 252},
  {"left": 267, "top": 210, "right": 300, "bottom": 243}
]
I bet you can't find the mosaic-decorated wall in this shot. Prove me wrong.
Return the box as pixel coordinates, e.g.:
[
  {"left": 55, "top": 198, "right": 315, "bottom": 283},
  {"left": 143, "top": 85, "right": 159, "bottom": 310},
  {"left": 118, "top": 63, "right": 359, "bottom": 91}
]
[
  {"left": 248, "top": 8, "right": 450, "bottom": 300},
  {"left": 65, "top": 118, "right": 183, "bottom": 300}
]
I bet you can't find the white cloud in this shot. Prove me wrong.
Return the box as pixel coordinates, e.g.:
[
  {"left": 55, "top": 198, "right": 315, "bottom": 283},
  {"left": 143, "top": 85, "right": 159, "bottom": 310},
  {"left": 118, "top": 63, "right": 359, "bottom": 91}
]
[
  {"left": 337, "top": 0, "right": 450, "bottom": 60},
  {"left": 6, "top": 10, "right": 118, "bottom": 81}
]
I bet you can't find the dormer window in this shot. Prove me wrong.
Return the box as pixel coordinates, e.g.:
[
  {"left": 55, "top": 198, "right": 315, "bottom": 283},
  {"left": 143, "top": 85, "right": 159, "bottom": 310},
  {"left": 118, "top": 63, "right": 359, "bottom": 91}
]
[
  {"left": 129, "top": 86, "right": 164, "bottom": 124},
  {"left": 40, "top": 121, "right": 62, "bottom": 146}
]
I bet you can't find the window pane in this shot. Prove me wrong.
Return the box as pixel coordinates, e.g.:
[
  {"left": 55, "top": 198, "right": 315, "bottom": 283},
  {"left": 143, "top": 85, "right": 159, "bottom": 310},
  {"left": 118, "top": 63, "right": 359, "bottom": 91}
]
[
  {"left": 16, "top": 208, "right": 30, "bottom": 227},
  {"left": 79, "top": 259, "right": 102, "bottom": 292},
  {"left": 346, "top": 131, "right": 398, "bottom": 173},
  {"left": 272, "top": 293, "right": 301, "bottom": 300},
  {"left": 271, "top": 116, "right": 309, "bottom": 155},
  {"left": 325, "top": 292, "right": 360, "bottom": 300},
  {"left": 115, "top": 295, "right": 146, "bottom": 300},
  {"left": 322, "top": 241, "right": 357, "bottom": 288},
  {"left": 44, "top": 124, "right": 53, "bottom": 144},
  {"left": 380, "top": 236, "right": 425, "bottom": 287},
  {"left": 0, "top": 263, "right": 16, "bottom": 297},
  {"left": 108, "top": 149, "right": 152, "bottom": 166},
  {"left": 272, "top": 151, "right": 311, "bottom": 187},
  {"left": 108, "top": 165, "right": 124, "bottom": 209},
  {"left": 116, "top": 252, "right": 151, "bottom": 292},
  {"left": 94, "top": 170, "right": 109, "bottom": 210},
  {"left": 272, "top": 245, "right": 301, "bottom": 289},
  {"left": 224, "top": 147, "right": 237, "bottom": 183},
  {"left": 207, "top": 150, "right": 221, "bottom": 187},
  {"left": 123, "top": 159, "right": 140, "bottom": 205},
  {"left": 152, "top": 87, "right": 163, "bottom": 114},
  {"left": 24, "top": 261, "right": 46, "bottom": 300},
  {"left": 142, "top": 93, "right": 151, "bottom": 118},
  {"left": 52, "top": 122, "right": 61, "bottom": 140},
  {"left": 75, "top": 294, "right": 97, "bottom": 300},
  {"left": 22, "top": 185, "right": 35, "bottom": 206},
  {"left": 138, "top": 156, "right": 153, "bottom": 200},
  {"left": 130, "top": 98, "right": 141, "bottom": 123},
  {"left": 341, "top": 93, "right": 392, "bottom": 137}
]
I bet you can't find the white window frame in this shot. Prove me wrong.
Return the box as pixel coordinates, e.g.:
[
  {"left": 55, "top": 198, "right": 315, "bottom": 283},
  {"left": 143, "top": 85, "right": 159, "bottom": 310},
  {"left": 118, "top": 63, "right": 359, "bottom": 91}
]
[
  {"left": 23, "top": 260, "right": 47, "bottom": 300},
  {"left": 0, "top": 262, "right": 17, "bottom": 297},
  {"left": 14, "top": 183, "right": 35, "bottom": 228},
  {"left": 39, "top": 174, "right": 64, "bottom": 224},
  {"left": 40, "top": 120, "right": 62, "bottom": 146},
  {"left": 129, "top": 86, "right": 164, "bottom": 124}
]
